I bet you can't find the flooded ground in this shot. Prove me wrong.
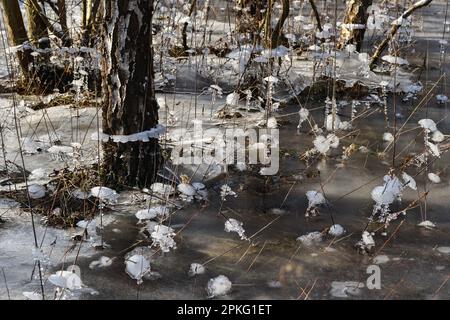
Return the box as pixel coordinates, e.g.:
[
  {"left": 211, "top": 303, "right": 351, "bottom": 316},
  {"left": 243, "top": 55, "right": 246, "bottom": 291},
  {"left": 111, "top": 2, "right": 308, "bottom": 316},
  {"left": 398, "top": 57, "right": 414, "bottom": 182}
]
[{"left": 0, "top": 0, "right": 449, "bottom": 300}]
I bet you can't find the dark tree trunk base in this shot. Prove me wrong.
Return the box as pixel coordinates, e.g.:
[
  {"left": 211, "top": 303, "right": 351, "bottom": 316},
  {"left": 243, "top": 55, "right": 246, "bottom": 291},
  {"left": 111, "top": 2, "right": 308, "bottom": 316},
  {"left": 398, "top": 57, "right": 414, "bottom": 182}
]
[{"left": 102, "top": 140, "right": 162, "bottom": 189}]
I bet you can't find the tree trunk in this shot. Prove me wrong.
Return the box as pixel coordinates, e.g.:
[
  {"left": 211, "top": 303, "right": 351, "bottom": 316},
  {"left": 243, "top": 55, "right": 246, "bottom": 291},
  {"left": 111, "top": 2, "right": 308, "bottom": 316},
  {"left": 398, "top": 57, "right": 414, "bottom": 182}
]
[
  {"left": 337, "top": 0, "right": 372, "bottom": 52},
  {"left": 25, "top": 0, "right": 50, "bottom": 49},
  {"left": 1, "top": 0, "right": 32, "bottom": 77},
  {"left": 182, "top": 0, "right": 196, "bottom": 51},
  {"left": 100, "top": 0, "right": 161, "bottom": 188},
  {"left": 271, "top": 0, "right": 290, "bottom": 48}
]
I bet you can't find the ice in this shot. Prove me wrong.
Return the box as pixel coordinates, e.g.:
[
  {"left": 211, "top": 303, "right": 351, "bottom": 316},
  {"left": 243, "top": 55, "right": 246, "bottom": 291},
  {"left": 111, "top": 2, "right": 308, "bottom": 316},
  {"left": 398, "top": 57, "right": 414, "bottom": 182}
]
[
  {"left": 373, "top": 255, "right": 390, "bottom": 264},
  {"left": 192, "top": 182, "right": 205, "bottom": 191},
  {"left": 306, "top": 190, "right": 326, "bottom": 207},
  {"left": 418, "top": 119, "right": 437, "bottom": 132},
  {"left": 23, "top": 292, "right": 44, "bottom": 300},
  {"left": 220, "top": 184, "right": 237, "bottom": 201},
  {"left": 427, "top": 173, "right": 441, "bottom": 183},
  {"left": 206, "top": 275, "right": 232, "bottom": 298},
  {"left": 357, "top": 231, "right": 375, "bottom": 251},
  {"left": 224, "top": 218, "right": 248, "bottom": 241},
  {"left": 431, "top": 130, "right": 444, "bottom": 143},
  {"left": 313, "top": 134, "right": 339, "bottom": 154},
  {"left": 91, "top": 125, "right": 166, "bottom": 143},
  {"left": 27, "top": 184, "right": 46, "bottom": 199},
  {"left": 383, "top": 132, "right": 394, "bottom": 142},
  {"left": 401, "top": 172, "right": 417, "bottom": 190},
  {"left": 418, "top": 220, "right": 436, "bottom": 229},
  {"left": 436, "top": 94, "right": 448, "bottom": 104},
  {"left": 89, "top": 256, "right": 113, "bottom": 269},
  {"left": 0, "top": 198, "right": 20, "bottom": 209},
  {"left": 47, "top": 145, "right": 74, "bottom": 156},
  {"left": 48, "top": 270, "right": 83, "bottom": 290},
  {"left": 381, "top": 55, "right": 409, "bottom": 65},
  {"left": 426, "top": 141, "right": 440, "bottom": 158},
  {"left": 267, "top": 117, "right": 278, "bottom": 129},
  {"left": 297, "top": 107, "right": 310, "bottom": 129},
  {"left": 436, "top": 247, "right": 450, "bottom": 254},
  {"left": 188, "top": 263, "right": 205, "bottom": 277},
  {"left": 71, "top": 188, "right": 90, "bottom": 200},
  {"left": 149, "top": 183, "right": 175, "bottom": 197},
  {"left": 29, "top": 168, "right": 47, "bottom": 181},
  {"left": 136, "top": 206, "right": 170, "bottom": 222},
  {"left": 90, "top": 186, "right": 118, "bottom": 203},
  {"left": 226, "top": 92, "right": 240, "bottom": 107},
  {"left": 325, "top": 114, "right": 341, "bottom": 131},
  {"left": 330, "top": 281, "right": 364, "bottom": 298},
  {"left": 177, "top": 183, "right": 197, "bottom": 196},
  {"left": 261, "top": 45, "right": 289, "bottom": 58},
  {"left": 263, "top": 76, "right": 279, "bottom": 83},
  {"left": 371, "top": 175, "right": 403, "bottom": 205}
]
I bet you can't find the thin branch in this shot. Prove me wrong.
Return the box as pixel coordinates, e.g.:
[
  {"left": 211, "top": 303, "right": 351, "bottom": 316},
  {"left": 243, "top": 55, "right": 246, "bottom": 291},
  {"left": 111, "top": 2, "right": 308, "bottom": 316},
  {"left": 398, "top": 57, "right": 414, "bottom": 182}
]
[{"left": 369, "top": 0, "right": 433, "bottom": 69}]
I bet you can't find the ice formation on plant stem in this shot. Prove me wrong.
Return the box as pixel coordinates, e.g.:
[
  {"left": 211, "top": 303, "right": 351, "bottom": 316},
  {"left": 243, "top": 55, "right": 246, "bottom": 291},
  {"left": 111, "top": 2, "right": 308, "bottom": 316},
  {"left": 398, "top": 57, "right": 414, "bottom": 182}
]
[
  {"left": 27, "top": 184, "right": 46, "bottom": 199},
  {"left": 149, "top": 183, "right": 175, "bottom": 197},
  {"left": 370, "top": 174, "right": 404, "bottom": 223}
]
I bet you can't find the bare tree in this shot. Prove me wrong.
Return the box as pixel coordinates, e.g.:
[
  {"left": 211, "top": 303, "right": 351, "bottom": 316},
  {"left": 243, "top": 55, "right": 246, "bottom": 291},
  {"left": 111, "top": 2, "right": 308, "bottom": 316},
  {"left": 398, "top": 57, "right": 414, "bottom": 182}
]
[{"left": 100, "top": 0, "right": 161, "bottom": 188}]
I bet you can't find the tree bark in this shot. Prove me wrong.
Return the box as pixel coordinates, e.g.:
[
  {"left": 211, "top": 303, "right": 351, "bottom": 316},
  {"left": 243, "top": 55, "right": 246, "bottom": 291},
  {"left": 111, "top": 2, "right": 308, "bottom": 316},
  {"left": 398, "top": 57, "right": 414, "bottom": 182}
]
[
  {"left": 369, "top": 0, "right": 433, "bottom": 69},
  {"left": 100, "top": 0, "right": 161, "bottom": 188},
  {"left": 25, "top": 0, "right": 50, "bottom": 48},
  {"left": 1, "top": 0, "right": 32, "bottom": 76},
  {"left": 82, "top": 0, "right": 101, "bottom": 46},
  {"left": 337, "top": 0, "right": 372, "bottom": 52}
]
